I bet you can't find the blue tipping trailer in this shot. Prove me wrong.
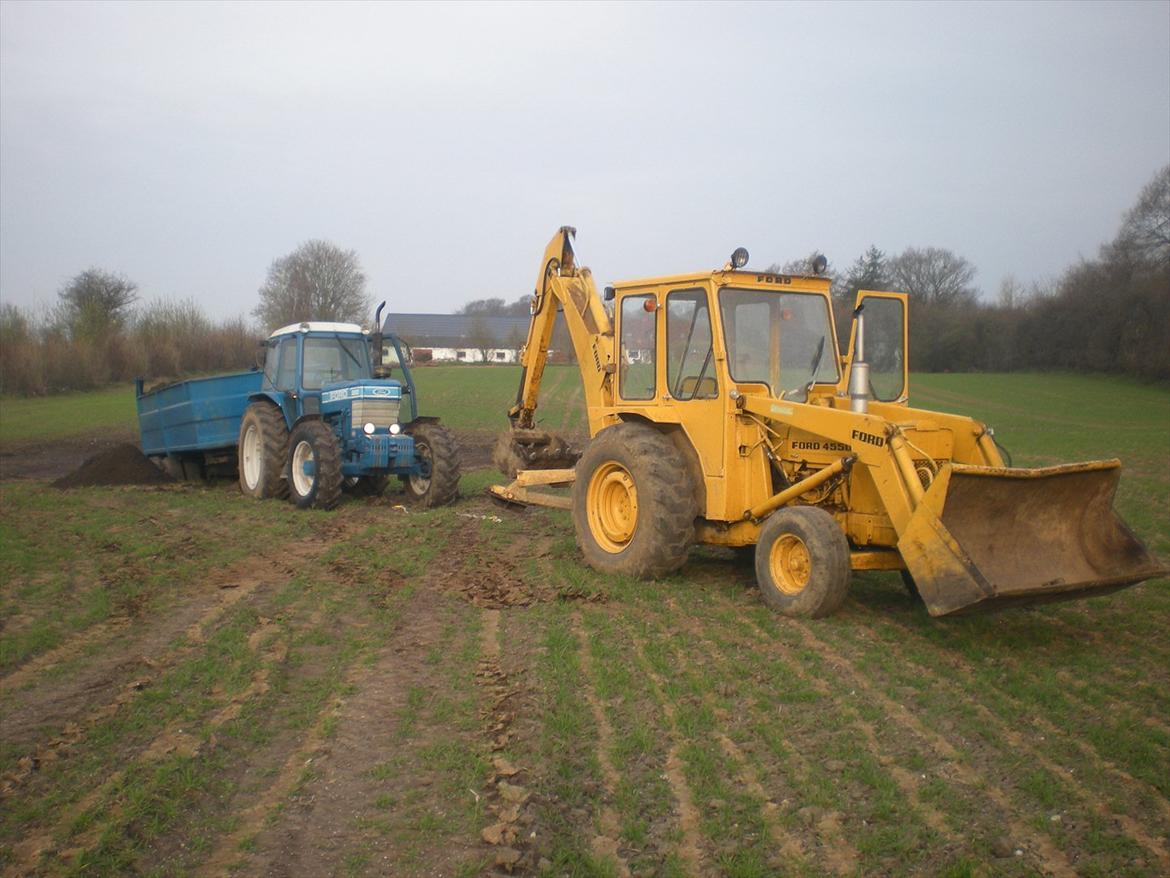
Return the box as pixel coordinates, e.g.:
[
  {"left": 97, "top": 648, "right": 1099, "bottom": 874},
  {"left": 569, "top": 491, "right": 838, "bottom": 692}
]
[
  {"left": 136, "top": 371, "right": 261, "bottom": 459},
  {"left": 134, "top": 317, "right": 461, "bottom": 509}
]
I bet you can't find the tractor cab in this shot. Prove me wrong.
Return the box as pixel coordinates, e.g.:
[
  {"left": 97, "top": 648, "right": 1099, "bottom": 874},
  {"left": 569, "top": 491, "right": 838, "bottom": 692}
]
[{"left": 261, "top": 322, "right": 419, "bottom": 426}]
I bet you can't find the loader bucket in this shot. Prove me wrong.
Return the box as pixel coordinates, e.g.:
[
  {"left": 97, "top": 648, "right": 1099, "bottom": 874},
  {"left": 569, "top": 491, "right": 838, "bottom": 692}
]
[{"left": 898, "top": 460, "right": 1167, "bottom": 617}]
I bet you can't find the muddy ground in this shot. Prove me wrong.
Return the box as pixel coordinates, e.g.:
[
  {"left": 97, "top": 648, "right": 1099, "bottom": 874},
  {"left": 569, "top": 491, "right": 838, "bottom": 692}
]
[{"left": 1, "top": 425, "right": 1168, "bottom": 878}]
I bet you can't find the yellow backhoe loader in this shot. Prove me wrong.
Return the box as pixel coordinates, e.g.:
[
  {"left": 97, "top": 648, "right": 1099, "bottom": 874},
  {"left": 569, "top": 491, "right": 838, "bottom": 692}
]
[{"left": 491, "top": 228, "right": 1166, "bottom": 617}]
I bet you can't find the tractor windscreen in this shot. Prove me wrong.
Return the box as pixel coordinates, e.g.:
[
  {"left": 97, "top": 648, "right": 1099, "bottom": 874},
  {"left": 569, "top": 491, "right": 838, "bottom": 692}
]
[
  {"left": 302, "top": 336, "right": 372, "bottom": 390},
  {"left": 718, "top": 288, "right": 838, "bottom": 400}
]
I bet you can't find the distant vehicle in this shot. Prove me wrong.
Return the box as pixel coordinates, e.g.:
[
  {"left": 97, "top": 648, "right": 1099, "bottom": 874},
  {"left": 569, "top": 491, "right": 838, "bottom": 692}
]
[{"left": 136, "top": 305, "right": 460, "bottom": 509}]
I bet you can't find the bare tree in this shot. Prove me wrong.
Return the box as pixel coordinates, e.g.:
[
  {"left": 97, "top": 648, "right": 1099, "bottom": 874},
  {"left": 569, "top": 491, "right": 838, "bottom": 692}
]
[
  {"left": 888, "top": 247, "right": 978, "bottom": 305},
  {"left": 254, "top": 240, "right": 370, "bottom": 330},
  {"left": 468, "top": 314, "right": 496, "bottom": 363},
  {"left": 459, "top": 295, "right": 532, "bottom": 317},
  {"left": 842, "top": 246, "right": 890, "bottom": 300},
  {"left": 1111, "top": 164, "right": 1170, "bottom": 269},
  {"left": 57, "top": 268, "right": 138, "bottom": 340}
]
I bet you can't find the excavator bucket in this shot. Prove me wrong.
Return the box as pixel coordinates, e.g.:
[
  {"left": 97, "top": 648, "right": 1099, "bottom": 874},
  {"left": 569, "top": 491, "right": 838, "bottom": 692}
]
[
  {"left": 493, "top": 429, "right": 581, "bottom": 479},
  {"left": 898, "top": 460, "right": 1167, "bottom": 617}
]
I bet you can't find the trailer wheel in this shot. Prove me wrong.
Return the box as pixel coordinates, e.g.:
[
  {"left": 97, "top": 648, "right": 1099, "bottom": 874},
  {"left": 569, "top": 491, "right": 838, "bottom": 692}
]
[
  {"left": 286, "top": 421, "right": 343, "bottom": 510},
  {"left": 401, "top": 423, "right": 460, "bottom": 507},
  {"left": 755, "top": 506, "right": 850, "bottom": 618},
  {"left": 572, "top": 423, "right": 697, "bottom": 578},
  {"left": 238, "top": 402, "right": 289, "bottom": 499}
]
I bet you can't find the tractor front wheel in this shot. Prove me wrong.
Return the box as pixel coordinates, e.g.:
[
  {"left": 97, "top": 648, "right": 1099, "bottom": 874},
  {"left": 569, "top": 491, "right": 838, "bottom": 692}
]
[
  {"left": 571, "top": 423, "right": 697, "bottom": 578},
  {"left": 754, "top": 506, "right": 850, "bottom": 618},
  {"left": 238, "top": 402, "right": 289, "bottom": 499},
  {"left": 286, "top": 421, "right": 343, "bottom": 510},
  {"left": 401, "top": 424, "right": 461, "bottom": 507}
]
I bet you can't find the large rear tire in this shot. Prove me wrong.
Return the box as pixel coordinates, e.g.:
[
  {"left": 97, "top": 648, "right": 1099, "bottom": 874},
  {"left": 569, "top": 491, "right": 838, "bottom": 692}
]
[
  {"left": 401, "top": 423, "right": 461, "bottom": 508},
  {"left": 754, "top": 506, "right": 850, "bottom": 618},
  {"left": 286, "top": 420, "right": 343, "bottom": 510},
  {"left": 238, "top": 402, "right": 289, "bottom": 499},
  {"left": 571, "top": 423, "right": 697, "bottom": 578}
]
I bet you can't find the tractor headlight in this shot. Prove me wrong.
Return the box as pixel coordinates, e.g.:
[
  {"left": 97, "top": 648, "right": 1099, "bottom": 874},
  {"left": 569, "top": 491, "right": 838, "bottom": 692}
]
[
  {"left": 730, "top": 247, "right": 749, "bottom": 269},
  {"left": 363, "top": 422, "right": 376, "bottom": 435},
  {"left": 389, "top": 423, "right": 401, "bottom": 435}
]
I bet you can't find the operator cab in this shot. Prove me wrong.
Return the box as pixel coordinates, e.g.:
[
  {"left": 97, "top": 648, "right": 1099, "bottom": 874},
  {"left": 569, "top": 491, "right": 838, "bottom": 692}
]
[{"left": 608, "top": 257, "right": 907, "bottom": 410}]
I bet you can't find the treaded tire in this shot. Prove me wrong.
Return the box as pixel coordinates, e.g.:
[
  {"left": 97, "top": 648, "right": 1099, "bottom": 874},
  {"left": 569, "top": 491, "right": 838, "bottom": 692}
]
[
  {"left": 286, "top": 420, "right": 343, "bottom": 510},
  {"left": 571, "top": 422, "right": 697, "bottom": 578},
  {"left": 401, "top": 423, "right": 461, "bottom": 508},
  {"left": 238, "top": 402, "right": 289, "bottom": 499},
  {"left": 754, "top": 506, "right": 850, "bottom": 618}
]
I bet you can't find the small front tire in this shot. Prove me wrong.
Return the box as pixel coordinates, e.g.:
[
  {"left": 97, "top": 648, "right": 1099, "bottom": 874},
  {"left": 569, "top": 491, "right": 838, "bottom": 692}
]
[
  {"left": 286, "top": 421, "right": 343, "bottom": 510},
  {"left": 754, "top": 506, "right": 850, "bottom": 618}
]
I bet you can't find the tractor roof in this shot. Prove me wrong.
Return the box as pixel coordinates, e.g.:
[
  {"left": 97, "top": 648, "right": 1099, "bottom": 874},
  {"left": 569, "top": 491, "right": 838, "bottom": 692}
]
[
  {"left": 611, "top": 269, "right": 833, "bottom": 293},
  {"left": 268, "top": 321, "right": 367, "bottom": 338}
]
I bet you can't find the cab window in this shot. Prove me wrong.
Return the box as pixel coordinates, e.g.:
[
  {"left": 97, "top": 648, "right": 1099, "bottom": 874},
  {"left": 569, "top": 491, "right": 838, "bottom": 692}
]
[
  {"left": 666, "top": 289, "right": 717, "bottom": 399},
  {"left": 718, "top": 288, "right": 838, "bottom": 400},
  {"left": 302, "top": 337, "right": 371, "bottom": 390},
  {"left": 619, "top": 295, "right": 656, "bottom": 400},
  {"left": 859, "top": 296, "right": 905, "bottom": 401},
  {"left": 273, "top": 338, "right": 297, "bottom": 391}
]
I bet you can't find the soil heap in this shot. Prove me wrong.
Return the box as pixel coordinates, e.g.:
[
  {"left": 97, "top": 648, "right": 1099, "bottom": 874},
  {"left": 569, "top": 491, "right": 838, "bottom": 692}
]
[{"left": 52, "top": 443, "right": 174, "bottom": 489}]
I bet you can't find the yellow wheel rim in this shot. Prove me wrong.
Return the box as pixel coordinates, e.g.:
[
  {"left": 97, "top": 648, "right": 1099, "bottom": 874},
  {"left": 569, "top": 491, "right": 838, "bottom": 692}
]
[
  {"left": 586, "top": 461, "right": 639, "bottom": 553},
  {"left": 769, "top": 534, "right": 811, "bottom": 595}
]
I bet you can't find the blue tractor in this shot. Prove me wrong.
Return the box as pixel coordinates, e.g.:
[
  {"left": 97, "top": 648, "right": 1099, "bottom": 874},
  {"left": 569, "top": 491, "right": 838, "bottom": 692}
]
[{"left": 136, "top": 305, "right": 460, "bottom": 510}]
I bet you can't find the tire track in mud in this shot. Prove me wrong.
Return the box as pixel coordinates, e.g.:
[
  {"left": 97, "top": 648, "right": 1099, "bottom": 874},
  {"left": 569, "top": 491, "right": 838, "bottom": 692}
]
[
  {"left": 0, "top": 536, "right": 333, "bottom": 791},
  {"left": 194, "top": 623, "right": 385, "bottom": 878},
  {"left": 788, "top": 620, "right": 1080, "bottom": 878},
  {"left": 4, "top": 615, "right": 294, "bottom": 878},
  {"left": 625, "top": 638, "right": 706, "bottom": 876},
  {"left": 207, "top": 511, "right": 509, "bottom": 877},
  {"left": 846, "top": 608, "right": 1170, "bottom": 867},
  {"left": 570, "top": 613, "right": 632, "bottom": 878},
  {"left": 662, "top": 601, "right": 892, "bottom": 874},
  {"left": 659, "top": 605, "right": 811, "bottom": 866}
]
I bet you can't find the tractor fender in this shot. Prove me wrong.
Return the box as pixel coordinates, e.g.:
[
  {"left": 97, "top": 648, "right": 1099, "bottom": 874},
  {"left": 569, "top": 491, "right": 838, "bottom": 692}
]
[
  {"left": 246, "top": 391, "right": 294, "bottom": 431},
  {"left": 615, "top": 414, "right": 706, "bottom": 513}
]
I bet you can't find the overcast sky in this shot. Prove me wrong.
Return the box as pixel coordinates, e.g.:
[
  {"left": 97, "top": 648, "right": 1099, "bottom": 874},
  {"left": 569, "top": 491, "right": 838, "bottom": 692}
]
[{"left": 2, "top": 1, "right": 1168, "bottom": 320}]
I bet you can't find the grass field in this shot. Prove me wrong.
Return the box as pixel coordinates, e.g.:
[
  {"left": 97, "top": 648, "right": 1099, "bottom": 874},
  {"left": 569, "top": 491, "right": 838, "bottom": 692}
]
[{"left": 1, "top": 368, "right": 1167, "bottom": 877}]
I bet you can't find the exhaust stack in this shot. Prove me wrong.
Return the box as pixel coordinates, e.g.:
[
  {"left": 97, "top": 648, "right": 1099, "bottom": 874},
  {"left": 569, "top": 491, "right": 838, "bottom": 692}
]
[{"left": 848, "top": 304, "right": 869, "bottom": 413}]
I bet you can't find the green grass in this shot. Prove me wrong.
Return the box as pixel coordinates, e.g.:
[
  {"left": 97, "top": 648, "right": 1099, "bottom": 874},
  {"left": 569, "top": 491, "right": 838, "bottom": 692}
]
[
  {"left": 0, "top": 384, "right": 138, "bottom": 443},
  {"left": 1, "top": 370, "right": 1167, "bottom": 877}
]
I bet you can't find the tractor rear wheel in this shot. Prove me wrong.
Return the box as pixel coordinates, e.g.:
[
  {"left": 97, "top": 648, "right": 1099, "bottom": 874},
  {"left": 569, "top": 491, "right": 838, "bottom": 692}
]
[
  {"left": 401, "top": 423, "right": 460, "bottom": 507},
  {"left": 238, "top": 402, "right": 289, "bottom": 499},
  {"left": 571, "top": 423, "right": 697, "bottom": 578},
  {"left": 286, "top": 420, "right": 343, "bottom": 510},
  {"left": 755, "top": 506, "right": 850, "bottom": 618}
]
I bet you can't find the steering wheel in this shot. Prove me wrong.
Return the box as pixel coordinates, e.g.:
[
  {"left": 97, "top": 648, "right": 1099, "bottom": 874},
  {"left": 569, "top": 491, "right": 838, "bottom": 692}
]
[{"left": 782, "top": 336, "right": 826, "bottom": 401}]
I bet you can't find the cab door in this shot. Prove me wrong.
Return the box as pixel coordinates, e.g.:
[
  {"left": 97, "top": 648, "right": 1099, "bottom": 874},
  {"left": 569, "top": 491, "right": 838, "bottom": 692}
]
[
  {"left": 846, "top": 291, "right": 909, "bottom": 405},
  {"left": 662, "top": 285, "right": 724, "bottom": 478}
]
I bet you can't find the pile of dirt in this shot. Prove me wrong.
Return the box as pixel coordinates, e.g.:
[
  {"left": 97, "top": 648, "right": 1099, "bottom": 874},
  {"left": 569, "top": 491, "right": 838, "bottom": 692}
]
[{"left": 52, "top": 443, "right": 174, "bottom": 489}]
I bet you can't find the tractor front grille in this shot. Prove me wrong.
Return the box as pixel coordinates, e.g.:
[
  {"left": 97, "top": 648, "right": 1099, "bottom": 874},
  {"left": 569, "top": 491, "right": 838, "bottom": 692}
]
[{"left": 352, "top": 399, "right": 401, "bottom": 431}]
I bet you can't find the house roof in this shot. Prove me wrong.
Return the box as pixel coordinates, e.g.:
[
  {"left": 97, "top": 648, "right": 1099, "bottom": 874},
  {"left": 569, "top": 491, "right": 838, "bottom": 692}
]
[{"left": 382, "top": 313, "right": 530, "bottom": 349}]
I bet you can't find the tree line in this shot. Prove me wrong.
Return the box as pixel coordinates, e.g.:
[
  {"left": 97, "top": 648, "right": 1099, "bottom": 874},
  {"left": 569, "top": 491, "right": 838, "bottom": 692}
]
[
  {"left": 1, "top": 166, "right": 1165, "bottom": 395},
  {"left": 776, "top": 165, "right": 1169, "bottom": 380}
]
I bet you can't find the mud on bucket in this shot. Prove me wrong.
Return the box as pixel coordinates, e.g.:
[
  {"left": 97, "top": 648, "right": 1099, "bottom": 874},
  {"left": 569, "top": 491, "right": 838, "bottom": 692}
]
[{"left": 898, "top": 460, "right": 1168, "bottom": 617}]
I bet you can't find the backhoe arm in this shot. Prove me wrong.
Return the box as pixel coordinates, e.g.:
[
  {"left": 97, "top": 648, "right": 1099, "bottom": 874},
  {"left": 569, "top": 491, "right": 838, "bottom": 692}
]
[{"left": 508, "top": 226, "right": 615, "bottom": 431}]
